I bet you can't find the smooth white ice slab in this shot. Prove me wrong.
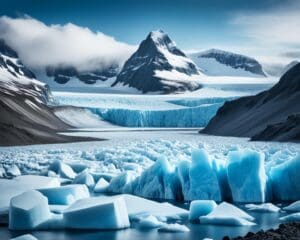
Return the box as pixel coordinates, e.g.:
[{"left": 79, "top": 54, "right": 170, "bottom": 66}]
[
  {"left": 94, "top": 178, "right": 109, "bottom": 193},
  {"left": 63, "top": 196, "right": 130, "bottom": 229},
  {"left": 9, "top": 190, "right": 51, "bottom": 230},
  {"left": 0, "top": 175, "right": 60, "bottom": 212},
  {"left": 245, "top": 203, "right": 280, "bottom": 213},
  {"left": 280, "top": 213, "right": 300, "bottom": 222},
  {"left": 122, "top": 194, "right": 188, "bottom": 220},
  {"left": 38, "top": 184, "right": 89, "bottom": 205},
  {"left": 270, "top": 155, "right": 300, "bottom": 201},
  {"left": 158, "top": 223, "right": 190, "bottom": 232},
  {"left": 137, "top": 215, "right": 163, "bottom": 229},
  {"left": 49, "top": 160, "right": 76, "bottom": 179},
  {"left": 189, "top": 200, "right": 217, "bottom": 221},
  {"left": 188, "top": 149, "right": 221, "bottom": 201},
  {"left": 73, "top": 170, "right": 95, "bottom": 188},
  {"left": 10, "top": 234, "right": 38, "bottom": 240},
  {"left": 199, "top": 202, "right": 256, "bottom": 226},
  {"left": 227, "top": 149, "right": 267, "bottom": 203},
  {"left": 283, "top": 200, "right": 300, "bottom": 212}
]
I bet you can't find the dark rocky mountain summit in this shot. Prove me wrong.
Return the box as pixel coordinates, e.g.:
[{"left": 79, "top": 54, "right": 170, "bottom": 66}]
[
  {"left": 202, "top": 63, "right": 300, "bottom": 141},
  {"left": 190, "top": 48, "right": 266, "bottom": 77},
  {"left": 112, "top": 30, "right": 202, "bottom": 93},
  {"left": 0, "top": 40, "right": 94, "bottom": 146}
]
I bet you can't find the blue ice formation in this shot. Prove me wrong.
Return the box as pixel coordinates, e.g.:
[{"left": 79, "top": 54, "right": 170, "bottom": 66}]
[
  {"left": 167, "top": 97, "right": 234, "bottom": 107},
  {"left": 38, "top": 185, "right": 90, "bottom": 205},
  {"left": 89, "top": 103, "right": 223, "bottom": 127},
  {"left": 106, "top": 150, "right": 300, "bottom": 203},
  {"left": 227, "top": 149, "right": 267, "bottom": 203},
  {"left": 189, "top": 200, "right": 217, "bottom": 221},
  {"left": 10, "top": 234, "right": 38, "bottom": 240}
]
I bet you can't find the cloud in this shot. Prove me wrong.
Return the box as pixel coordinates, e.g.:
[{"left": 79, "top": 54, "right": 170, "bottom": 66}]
[{"left": 0, "top": 16, "right": 136, "bottom": 71}]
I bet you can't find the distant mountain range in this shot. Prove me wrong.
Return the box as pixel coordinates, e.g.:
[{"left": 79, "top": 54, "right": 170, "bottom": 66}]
[
  {"left": 2, "top": 30, "right": 298, "bottom": 94},
  {"left": 189, "top": 49, "right": 266, "bottom": 77}
]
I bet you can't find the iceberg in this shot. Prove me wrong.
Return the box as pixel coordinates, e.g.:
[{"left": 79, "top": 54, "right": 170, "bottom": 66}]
[
  {"left": 108, "top": 171, "right": 136, "bottom": 193},
  {"left": 38, "top": 184, "right": 90, "bottom": 205},
  {"left": 280, "top": 213, "right": 300, "bottom": 222},
  {"left": 49, "top": 160, "right": 76, "bottom": 179},
  {"left": 270, "top": 155, "right": 300, "bottom": 201},
  {"left": 9, "top": 190, "right": 51, "bottom": 230},
  {"left": 6, "top": 165, "right": 21, "bottom": 177},
  {"left": 158, "top": 223, "right": 190, "bottom": 232},
  {"left": 199, "top": 202, "right": 256, "bottom": 226},
  {"left": 245, "top": 203, "right": 280, "bottom": 213},
  {"left": 73, "top": 170, "right": 95, "bottom": 189},
  {"left": 189, "top": 200, "right": 217, "bottom": 221},
  {"left": 137, "top": 215, "right": 164, "bottom": 229},
  {"left": 227, "top": 149, "right": 267, "bottom": 203},
  {"left": 63, "top": 196, "right": 130, "bottom": 229},
  {"left": 188, "top": 149, "right": 222, "bottom": 201},
  {"left": 94, "top": 178, "right": 109, "bottom": 193},
  {"left": 283, "top": 200, "right": 300, "bottom": 212}
]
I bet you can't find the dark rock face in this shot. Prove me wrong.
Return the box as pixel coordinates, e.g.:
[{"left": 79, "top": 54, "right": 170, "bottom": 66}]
[
  {"left": 252, "top": 113, "right": 300, "bottom": 141},
  {"left": 230, "top": 222, "right": 300, "bottom": 240},
  {"left": 202, "top": 63, "right": 300, "bottom": 141},
  {"left": 195, "top": 49, "right": 266, "bottom": 76},
  {"left": 46, "top": 64, "right": 118, "bottom": 84},
  {"left": 112, "top": 30, "right": 202, "bottom": 93},
  {"left": 0, "top": 40, "right": 95, "bottom": 146}
]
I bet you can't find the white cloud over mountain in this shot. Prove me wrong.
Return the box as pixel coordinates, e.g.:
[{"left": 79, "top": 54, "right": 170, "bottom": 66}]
[{"left": 0, "top": 16, "right": 136, "bottom": 71}]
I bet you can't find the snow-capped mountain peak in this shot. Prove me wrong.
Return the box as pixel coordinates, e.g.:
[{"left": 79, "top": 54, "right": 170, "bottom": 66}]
[
  {"left": 112, "top": 30, "right": 202, "bottom": 93},
  {"left": 189, "top": 48, "right": 266, "bottom": 77}
]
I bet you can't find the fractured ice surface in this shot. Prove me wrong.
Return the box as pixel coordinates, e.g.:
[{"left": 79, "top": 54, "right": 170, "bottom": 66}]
[
  {"left": 63, "top": 196, "right": 130, "bottom": 229},
  {"left": 9, "top": 190, "right": 51, "bottom": 230},
  {"left": 199, "top": 202, "right": 256, "bottom": 226},
  {"left": 38, "top": 184, "right": 89, "bottom": 205},
  {"left": 49, "top": 160, "right": 76, "bottom": 179},
  {"left": 189, "top": 200, "right": 217, "bottom": 221}
]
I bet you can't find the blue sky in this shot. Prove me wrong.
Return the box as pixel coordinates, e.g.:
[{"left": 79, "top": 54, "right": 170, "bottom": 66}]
[{"left": 0, "top": 0, "right": 299, "bottom": 70}]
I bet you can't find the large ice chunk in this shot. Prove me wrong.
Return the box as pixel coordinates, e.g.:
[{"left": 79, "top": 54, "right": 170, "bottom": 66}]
[
  {"left": 270, "top": 155, "right": 300, "bottom": 201},
  {"left": 199, "top": 202, "right": 256, "bottom": 226},
  {"left": 131, "top": 158, "right": 182, "bottom": 200},
  {"left": 63, "top": 196, "right": 130, "bottom": 229},
  {"left": 122, "top": 194, "right": 188, "bottom": 221},
  {"left": 108, "top": 171, "right": 136, "bottom": 193},
  {"left": 189, "top": 200, "right": 217, "bottom": 221},
  {"left": 94, "top": 178, "right": 109, "bottom": 193},
  {"left": 227, "top": 149, "right": 267, "bottom": 203},
  {"left": 9, "top": 190, "right": 51, "bottom": 230},
  {"left": 188, "top": 149, "right": 222, "bottom": 201},
  {"left": 158, "top": 223, "right": 190, "bottom": 232},
  {"left": 73, "top": 170, "right": 95, "bottom": 189},
  {"left": 49, "top": 160, "right": 76, "bottom": 179},
  {"left": 137, "top": 215, "right": 163, "bottom": 229},
  {"left": 38, "top": 184, "right": 89, "bottom": 205},
  {"left": 245, "top": 203, "right": 280, "bottom": 213},
  {"left": 280, "top": 213, "right": 300, "bottom": 222},
  {"left": 6, "top": 165, "right": 21, "bottom": 177},
  {"left": 0, "top": 176, "right": 60, "bottom": 212},
  {"left": 283, "top": 200, "right": 300, "bottom": 212}
]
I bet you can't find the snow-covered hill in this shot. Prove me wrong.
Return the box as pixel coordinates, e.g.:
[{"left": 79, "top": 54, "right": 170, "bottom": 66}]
[
  {"left": 112, "top": 30, "right": 202, "bottom": 93},
  {"left": 189, "top": 49, "right": 266, "bottom": 77}
]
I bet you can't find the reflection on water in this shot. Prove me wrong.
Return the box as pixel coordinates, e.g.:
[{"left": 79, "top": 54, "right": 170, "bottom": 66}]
[{"left": 0, "top": 209, "right": 288, "bottom": 240}]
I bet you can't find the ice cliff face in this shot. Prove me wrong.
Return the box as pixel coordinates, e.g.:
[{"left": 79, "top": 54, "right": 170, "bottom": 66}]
[
  {"left": 189, "top": 49, "right": 266, "bottom": 77},
  {"left": 113, "top": 30, "right": 202, "bottom": 93}
]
